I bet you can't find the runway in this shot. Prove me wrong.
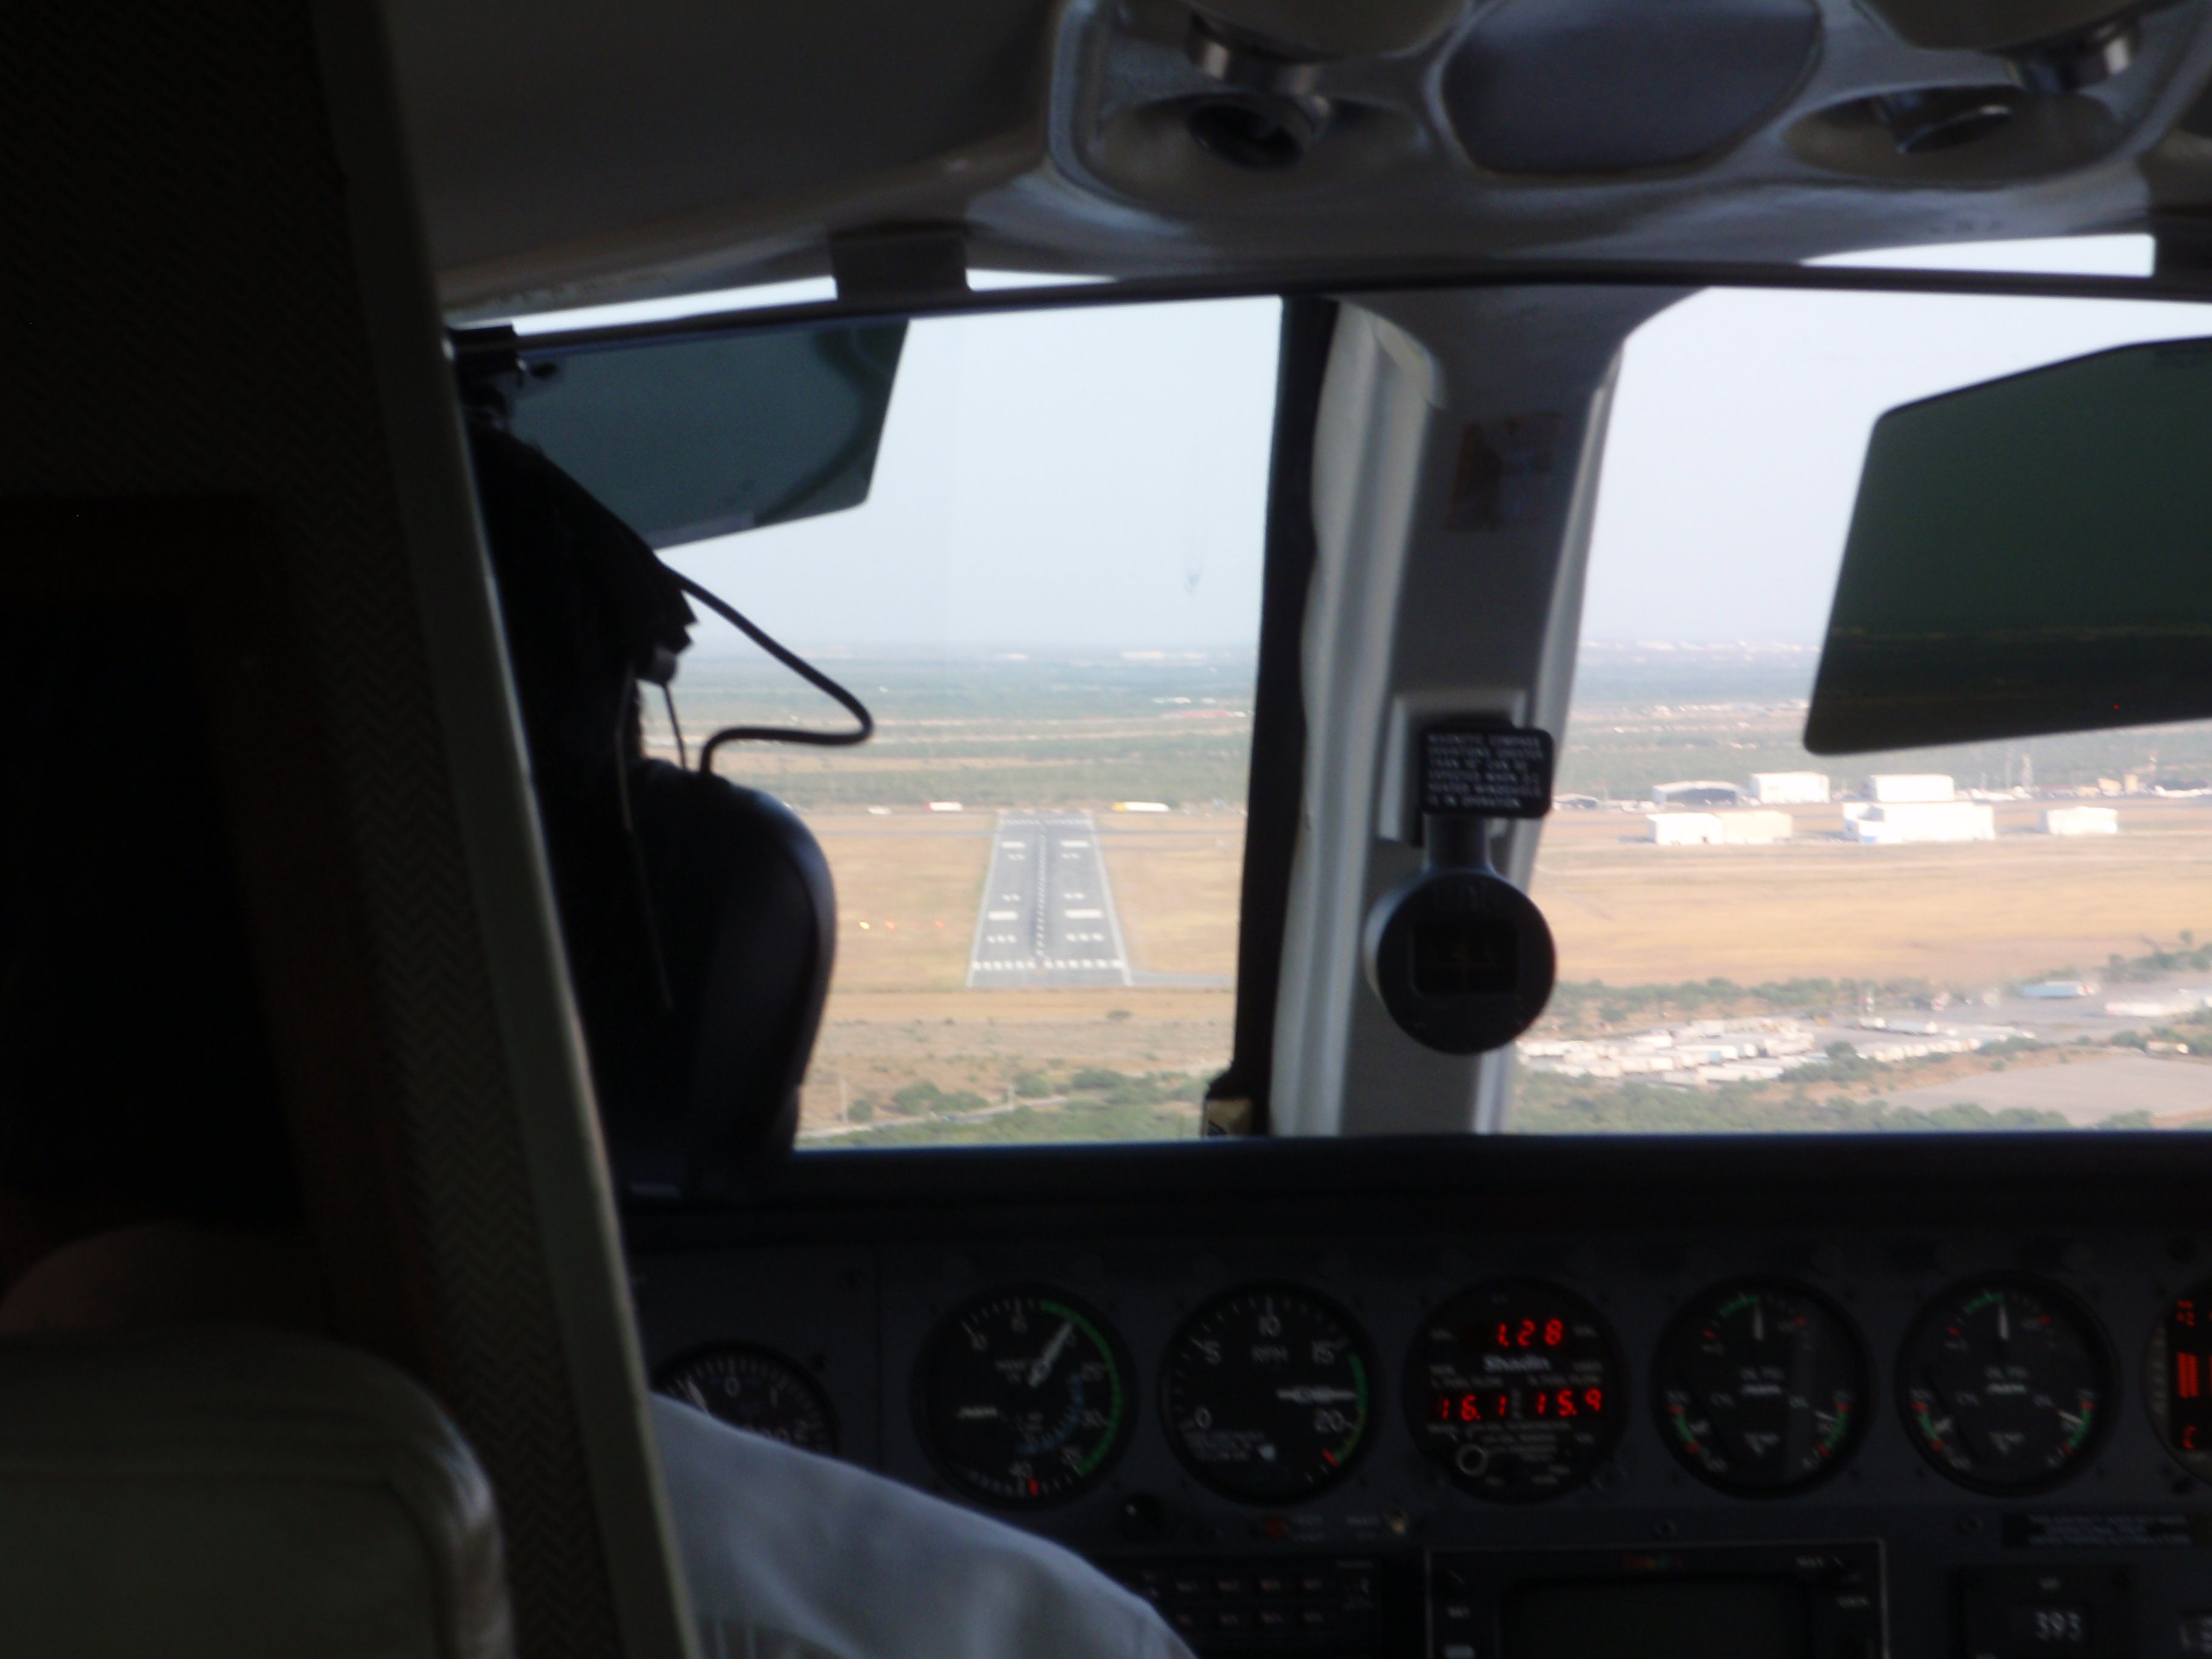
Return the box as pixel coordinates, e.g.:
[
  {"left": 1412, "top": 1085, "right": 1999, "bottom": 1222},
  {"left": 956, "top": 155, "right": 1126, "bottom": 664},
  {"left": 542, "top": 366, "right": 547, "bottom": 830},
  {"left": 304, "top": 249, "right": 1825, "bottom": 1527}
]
[{"left": 965, "top": 811, "right": 1134, "bottom": 988}]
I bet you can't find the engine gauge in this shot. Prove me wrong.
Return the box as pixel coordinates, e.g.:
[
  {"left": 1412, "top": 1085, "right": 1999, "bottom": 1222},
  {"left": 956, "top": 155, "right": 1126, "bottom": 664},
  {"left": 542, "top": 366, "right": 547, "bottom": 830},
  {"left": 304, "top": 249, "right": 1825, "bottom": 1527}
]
[
  {"left": 1161, "top": 1284, "right": 1375, "bottom": 1503},
  {"left": 656, "top": 1345, "right": 838, "bottom": 1455},
  {"left": 1405, "top": 1278, "right": 1625, "bottom": 1502},
  {"left": 1653, "top": 1279, "right": 1869, "bottom": 1495},
  {"left": 1899, "top": 1276, "right": 2111, "bottom": 1493},
  {"left": 2145, "top": 1277, "right": 2212, "bottom": 1480},
  {"left": 916, "top": 1287, "right": 1131, "bottom": 1507}
]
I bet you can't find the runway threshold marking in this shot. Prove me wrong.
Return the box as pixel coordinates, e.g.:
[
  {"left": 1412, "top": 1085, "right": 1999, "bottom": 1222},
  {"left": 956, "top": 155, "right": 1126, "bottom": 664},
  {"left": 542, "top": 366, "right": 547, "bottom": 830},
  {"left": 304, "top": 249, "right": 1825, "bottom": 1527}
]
[{"left": 964, "top": 809, "right": 1135, "bottom": 988}]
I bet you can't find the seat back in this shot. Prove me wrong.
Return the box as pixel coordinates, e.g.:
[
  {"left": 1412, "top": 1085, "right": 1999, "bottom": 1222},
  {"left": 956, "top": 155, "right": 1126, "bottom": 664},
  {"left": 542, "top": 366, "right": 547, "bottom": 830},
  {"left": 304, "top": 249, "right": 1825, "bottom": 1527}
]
[
  {"left": 0, "top": 1329, "right": 509, "bottom": 1659},
  {"left": 0, "top": 4, "right": 694, "bottom": 1655}
]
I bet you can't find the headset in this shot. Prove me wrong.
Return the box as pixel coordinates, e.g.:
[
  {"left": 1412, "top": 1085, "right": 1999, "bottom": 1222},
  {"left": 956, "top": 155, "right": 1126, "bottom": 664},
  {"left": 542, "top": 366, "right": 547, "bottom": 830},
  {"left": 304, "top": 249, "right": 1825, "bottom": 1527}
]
[{"left": 466, "top": 421, "right": 866, "bottom": 1199}]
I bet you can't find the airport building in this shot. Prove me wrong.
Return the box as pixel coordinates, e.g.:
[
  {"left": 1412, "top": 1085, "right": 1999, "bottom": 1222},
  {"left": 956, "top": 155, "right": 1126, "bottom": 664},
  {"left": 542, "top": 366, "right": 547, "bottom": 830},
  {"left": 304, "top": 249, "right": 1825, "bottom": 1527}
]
[
  {"left": 1651, "top": 813, "right": 1720, "bottom": 845},
  {"left": 1647, "top": 809, "right": 1792, "bottom": 846},
  {"left": 2044, "top": 806, "right": 2119, "bottom": 836},
  {"left": 1845, "top": 800, "right": 1996, "bottom": 843},
  {"left": 1521, "top": 1014, "right": 2028, "bottom": 1088},
  {"left": 2105, "top": 991, "right": 2210, "bottom": 1018},
  {"left": 1653, "top": 779, "right": 1743, "bottom": 807},
  {"left": 1748, "top": 771, "right": 1829, "bottom": 804}
]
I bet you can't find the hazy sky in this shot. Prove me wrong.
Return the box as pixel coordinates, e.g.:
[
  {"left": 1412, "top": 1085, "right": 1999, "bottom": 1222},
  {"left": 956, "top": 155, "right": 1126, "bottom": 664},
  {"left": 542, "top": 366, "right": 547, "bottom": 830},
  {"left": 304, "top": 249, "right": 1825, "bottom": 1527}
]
[
  {"left": 1582, "top": 235, "right": 2212, "bottom": 645},
  {"left": 514, "top": 235, "right": 2211, "bottom": 655},
  {"left": 659, "top": 296, "right": 1282, "bottom": 654}
]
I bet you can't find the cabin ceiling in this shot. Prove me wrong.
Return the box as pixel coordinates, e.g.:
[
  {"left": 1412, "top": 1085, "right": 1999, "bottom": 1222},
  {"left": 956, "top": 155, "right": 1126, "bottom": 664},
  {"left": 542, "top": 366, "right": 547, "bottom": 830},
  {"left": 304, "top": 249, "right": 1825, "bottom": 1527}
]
[{"left": 385, "top": 0, "right": 2212, "bottom": 321}]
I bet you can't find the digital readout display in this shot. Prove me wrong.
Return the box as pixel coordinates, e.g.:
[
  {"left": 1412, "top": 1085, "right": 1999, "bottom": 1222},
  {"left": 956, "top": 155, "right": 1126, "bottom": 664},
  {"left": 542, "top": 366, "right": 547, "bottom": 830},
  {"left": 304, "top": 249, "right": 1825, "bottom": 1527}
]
[
  {"left": 1429, "top": 1316, "right": 1609, "bottom": 1420},
  {"left": 1431, "top": 1387, "right": 1609, "bottom": 1423},
  {"left": 1404, "top": 1279, "right": 1626, "bottom": 1501},
  {"left": 2166, "top": 1290, "right": 2212, "bottom": 1455}
]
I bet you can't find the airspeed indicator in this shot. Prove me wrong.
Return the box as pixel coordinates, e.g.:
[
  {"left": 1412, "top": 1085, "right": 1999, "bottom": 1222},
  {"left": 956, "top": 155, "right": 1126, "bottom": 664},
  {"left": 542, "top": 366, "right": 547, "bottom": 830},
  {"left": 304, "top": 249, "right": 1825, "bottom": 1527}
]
[{"left": 916, "top": 1287, "right": 1131, "bottom": 1508}]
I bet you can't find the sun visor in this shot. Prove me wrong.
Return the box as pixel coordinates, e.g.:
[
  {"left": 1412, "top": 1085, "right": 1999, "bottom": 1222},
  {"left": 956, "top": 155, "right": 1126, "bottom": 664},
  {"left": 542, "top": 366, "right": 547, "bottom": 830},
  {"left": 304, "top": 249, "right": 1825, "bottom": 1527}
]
[
  {"left": 1805, "top": 335, "right": 2212, "bottom": 755},
  {"left": 458, "top": 321, "right": 907, "bottom": 550}
]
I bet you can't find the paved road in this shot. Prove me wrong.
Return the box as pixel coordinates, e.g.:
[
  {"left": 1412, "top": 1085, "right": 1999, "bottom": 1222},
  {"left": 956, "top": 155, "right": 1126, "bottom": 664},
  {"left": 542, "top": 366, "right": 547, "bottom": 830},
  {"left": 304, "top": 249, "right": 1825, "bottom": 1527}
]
[
  {"left": 1881, "top": 1051, "right": 2212, "bottom": 1126},
  {"left": 966, "top": 811, "right": 1133, "bottom": 988}
]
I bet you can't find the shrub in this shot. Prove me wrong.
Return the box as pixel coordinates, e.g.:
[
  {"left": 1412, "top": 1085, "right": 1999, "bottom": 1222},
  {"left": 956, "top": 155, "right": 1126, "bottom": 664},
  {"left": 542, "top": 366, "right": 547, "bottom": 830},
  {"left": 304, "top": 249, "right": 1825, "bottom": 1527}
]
[
  {"left": 886, "top": 1079, "right": 988, "bottom": 1116},
  {"left": 889, "top": 1081, "right": 942, "bottom": 1115}
]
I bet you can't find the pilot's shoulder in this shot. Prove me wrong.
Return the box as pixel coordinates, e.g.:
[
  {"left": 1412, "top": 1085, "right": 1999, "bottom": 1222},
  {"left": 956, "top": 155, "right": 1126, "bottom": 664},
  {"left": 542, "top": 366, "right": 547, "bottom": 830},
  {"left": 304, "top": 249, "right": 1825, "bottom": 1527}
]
[{"left": 651, "top": 1396, "right": 1191, "bottom": 1659}]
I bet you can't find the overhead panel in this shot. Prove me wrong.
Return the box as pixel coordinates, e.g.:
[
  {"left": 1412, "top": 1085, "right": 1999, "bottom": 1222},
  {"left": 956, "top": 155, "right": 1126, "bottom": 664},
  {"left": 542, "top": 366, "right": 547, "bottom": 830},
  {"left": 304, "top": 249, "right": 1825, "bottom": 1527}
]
[
  {"left": 1858, "top": 0, "right": 2139, "bottom": 52},
  {"left": 1441, "top": 0, "right": 1822, "bottom": 175}
]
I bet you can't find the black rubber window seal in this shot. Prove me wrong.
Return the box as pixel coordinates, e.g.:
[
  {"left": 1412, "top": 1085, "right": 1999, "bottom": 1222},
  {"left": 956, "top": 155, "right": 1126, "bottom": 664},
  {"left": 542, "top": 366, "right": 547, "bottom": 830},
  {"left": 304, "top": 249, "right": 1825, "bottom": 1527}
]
[{"left": 1204, "top": 296, "right": 1338, "bottom": 1137}]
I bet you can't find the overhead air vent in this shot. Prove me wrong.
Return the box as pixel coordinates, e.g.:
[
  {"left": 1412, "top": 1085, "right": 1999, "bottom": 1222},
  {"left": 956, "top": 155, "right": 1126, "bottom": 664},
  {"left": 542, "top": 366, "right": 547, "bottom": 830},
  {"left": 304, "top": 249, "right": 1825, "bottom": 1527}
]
[
  {"left": 1855, "top": 0, "right": 2138, "bottom": 52},
  {"left": 1183, "top": 0, "right": 1462, "bottom": 59},
  {"left": 1786, "top": 84, "right": 2121, "bottom": 180},
  {"left": 1441, "top": 0, "right": 1822, "bottom": 175},
  {"left": 1184, "top": 93, "right": 1323, "bottom": 169},
  {"left": 1179, "top": 11, "right": 1331, "bottom": 170},
  {"left": 1866, "top": 85, "right": 2023, "bottom": 154},
  {"left": 2002, "top": 14, "right": 2140, "bottom": 93}
]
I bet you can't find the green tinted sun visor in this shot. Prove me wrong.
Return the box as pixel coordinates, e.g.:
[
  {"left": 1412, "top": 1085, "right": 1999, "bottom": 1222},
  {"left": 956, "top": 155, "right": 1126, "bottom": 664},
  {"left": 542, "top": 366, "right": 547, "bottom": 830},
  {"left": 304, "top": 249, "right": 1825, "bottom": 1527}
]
[
  {"left": 472, "top": 321, "right": 907, "bottom": 550},
  {"left": 1805, "top": 334, "right": 2212, "bottom": 756}
]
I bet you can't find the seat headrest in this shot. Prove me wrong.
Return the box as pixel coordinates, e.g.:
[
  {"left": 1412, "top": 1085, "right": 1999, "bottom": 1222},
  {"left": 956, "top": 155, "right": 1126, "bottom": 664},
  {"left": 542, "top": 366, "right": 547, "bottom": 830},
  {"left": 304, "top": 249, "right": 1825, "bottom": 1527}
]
[
  {"left": 0, "top": 1327, "right": 512, "bottom": 1658},
  {"left": 604, "top": 765, "right": 836, "bottom": 1198}
]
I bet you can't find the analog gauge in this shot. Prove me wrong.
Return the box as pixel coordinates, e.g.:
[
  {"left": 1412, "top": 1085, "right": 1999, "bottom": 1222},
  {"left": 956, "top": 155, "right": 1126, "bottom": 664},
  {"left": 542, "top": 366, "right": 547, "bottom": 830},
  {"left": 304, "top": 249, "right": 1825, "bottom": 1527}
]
[
  {"left": 916, "top": 1287, "right": 1132, "bottom": 1507},
  {"left": 1405, "top": 1279, "right": 1626, "bottom": 1502},
  {"left": 2145, "top": 1277, "right": 2212, "bottom": 1480},
  {"left": 1653, "top": 1279, "right": 1869, "bottom": 1495},
  {"left": 1161, "top": 1284, "right": 1376, "bottom": 1503},
  {"left": 656, "top": 1345, "right": 838, "bottom": 1455},
  {"left": 1899, "top": 1276, "right": 2112, "bottom": 1493}
]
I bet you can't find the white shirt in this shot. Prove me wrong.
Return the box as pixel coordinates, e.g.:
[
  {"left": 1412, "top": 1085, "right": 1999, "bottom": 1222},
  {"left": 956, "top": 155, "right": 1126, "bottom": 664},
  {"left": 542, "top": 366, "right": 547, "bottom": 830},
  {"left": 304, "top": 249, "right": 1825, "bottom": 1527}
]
[{"left": 652, "top": 1396, "right": 1194, "bottom": 1659}]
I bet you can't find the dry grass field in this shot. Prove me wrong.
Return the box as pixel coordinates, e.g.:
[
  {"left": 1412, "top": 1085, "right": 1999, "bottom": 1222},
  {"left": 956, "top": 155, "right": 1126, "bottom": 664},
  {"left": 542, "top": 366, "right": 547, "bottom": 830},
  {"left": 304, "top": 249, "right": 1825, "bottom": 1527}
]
[
  {"left": 807, "top": 813, "right": 991, "bottom": 994},
  {"left": 802, "top": 988, "right": 1234, "bottom": 1133},
  {"left": 1098, "top": 816, "right": 1244, "bottom": 979},
  {"left": 793, "top": 809, "right": 1244, "bottom": 1134},
  {"left": 1530, "top": 798, "right": 2212, "bottom": 989},
  {"left": 791, "top": 794, "right": 2212, "bottom": 1136}
]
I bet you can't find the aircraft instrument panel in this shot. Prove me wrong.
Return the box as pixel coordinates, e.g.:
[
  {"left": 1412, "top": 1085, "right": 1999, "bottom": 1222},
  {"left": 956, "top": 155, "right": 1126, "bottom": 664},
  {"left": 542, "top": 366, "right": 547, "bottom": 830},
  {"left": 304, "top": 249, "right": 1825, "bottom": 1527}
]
[{"left": 628, "top": 1136, "right": 2212, "bottom": 1659}]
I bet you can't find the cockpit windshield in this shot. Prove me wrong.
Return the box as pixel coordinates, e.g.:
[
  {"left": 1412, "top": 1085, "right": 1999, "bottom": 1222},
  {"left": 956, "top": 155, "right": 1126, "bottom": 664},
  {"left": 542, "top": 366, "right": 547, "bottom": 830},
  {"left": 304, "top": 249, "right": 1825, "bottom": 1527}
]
[
  {"left": 1513, "top": 281, "right": 2212, "bottom": 1133},
  {"left": 482, "top": 272, "right": 2212, "bottom": 1147},
  {"left": 646, "top": 298, "right": 1281, "bottom": 1148}
]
